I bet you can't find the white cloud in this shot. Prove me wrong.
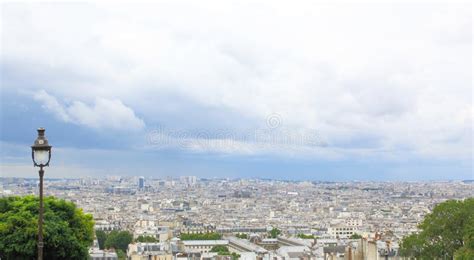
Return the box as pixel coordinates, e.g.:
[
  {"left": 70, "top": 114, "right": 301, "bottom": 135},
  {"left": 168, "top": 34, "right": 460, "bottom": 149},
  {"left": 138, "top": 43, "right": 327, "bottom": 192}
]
[
  {"left": 33, "top": 90, "right": 145, "bottom": 131},
  {"left": 33, "top": 89, "right": 71, "bottom": 122},
  {"left": 2, "top": 2, "right": 472, "bottom": 160}
]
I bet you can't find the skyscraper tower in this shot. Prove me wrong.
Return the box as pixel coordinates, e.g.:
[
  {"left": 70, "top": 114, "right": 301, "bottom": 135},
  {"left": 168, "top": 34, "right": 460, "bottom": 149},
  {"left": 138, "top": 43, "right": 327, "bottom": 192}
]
[{"left": 138, "top": 176, "right": 145, "bottom": 189}]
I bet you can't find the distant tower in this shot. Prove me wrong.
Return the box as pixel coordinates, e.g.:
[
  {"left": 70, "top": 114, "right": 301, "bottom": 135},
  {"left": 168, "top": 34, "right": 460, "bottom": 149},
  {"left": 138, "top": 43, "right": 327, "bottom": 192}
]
[{"left": 138, "top": 176, "right": 145, "bottom": 189}]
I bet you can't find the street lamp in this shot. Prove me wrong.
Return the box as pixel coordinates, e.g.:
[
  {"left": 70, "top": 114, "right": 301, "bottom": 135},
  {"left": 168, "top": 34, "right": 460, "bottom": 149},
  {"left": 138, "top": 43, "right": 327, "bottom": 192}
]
[{"left": 31, "top": 128, "right": 52, "bottom": 260}]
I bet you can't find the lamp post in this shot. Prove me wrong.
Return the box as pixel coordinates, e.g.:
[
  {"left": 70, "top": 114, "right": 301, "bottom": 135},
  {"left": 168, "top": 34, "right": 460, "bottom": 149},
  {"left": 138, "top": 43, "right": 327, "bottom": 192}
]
[{"left": 31, "top": 128, "right": 52, "bottom": 260}]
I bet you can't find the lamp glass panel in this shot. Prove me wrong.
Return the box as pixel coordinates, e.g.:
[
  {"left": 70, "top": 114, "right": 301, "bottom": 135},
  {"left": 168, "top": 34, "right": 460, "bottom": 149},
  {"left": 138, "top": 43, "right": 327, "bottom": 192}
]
[{"left": 34, "top": 150, "right": 49, "bottom": 165}]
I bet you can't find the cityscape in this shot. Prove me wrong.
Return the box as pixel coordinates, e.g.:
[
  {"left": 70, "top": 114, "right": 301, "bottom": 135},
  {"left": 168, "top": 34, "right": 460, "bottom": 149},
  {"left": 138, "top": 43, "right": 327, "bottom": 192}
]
[
  {"left": 1, "top": 176, "right": 472, "bottom": 259},
  {"left": 1, "top": 1, "right": 472, "bottom": 260}
]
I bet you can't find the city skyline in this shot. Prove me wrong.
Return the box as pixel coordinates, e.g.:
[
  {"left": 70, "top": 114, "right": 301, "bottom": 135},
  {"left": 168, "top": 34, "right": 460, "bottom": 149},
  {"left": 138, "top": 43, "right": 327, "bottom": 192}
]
[
  {"left": 2, "top": 175, "right": 473, "bottom": 259},
  {"left": 1, "top": 2, "right": 472, "bottom": 180}
]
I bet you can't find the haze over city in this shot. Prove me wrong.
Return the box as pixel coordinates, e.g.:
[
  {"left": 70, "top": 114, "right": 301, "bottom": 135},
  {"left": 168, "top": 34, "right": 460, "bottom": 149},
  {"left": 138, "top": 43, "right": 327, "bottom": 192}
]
[{"left": 1, "top": 2, "right": 472, "bottom": 180}]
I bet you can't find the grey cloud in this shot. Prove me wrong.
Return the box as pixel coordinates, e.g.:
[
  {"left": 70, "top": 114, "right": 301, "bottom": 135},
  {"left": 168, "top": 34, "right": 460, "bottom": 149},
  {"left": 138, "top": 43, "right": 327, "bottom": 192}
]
[{"left": 1, "top": 3, "right": 472, "bottom": 160}]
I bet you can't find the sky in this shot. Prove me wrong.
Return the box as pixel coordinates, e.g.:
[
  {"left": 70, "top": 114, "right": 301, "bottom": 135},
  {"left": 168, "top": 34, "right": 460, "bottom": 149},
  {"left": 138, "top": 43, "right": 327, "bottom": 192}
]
[{"left": 0, "top": 2, "right": 472, "bottom": 180}]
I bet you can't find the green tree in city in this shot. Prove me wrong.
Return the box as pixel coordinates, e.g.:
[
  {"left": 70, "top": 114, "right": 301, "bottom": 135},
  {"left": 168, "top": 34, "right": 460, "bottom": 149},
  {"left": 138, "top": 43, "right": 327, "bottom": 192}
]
[
  {"left": 400, "top": 198, "right": 474, "bottom": 259},
  {"left": 454, "top": 214, "right": 474, "bottom": 259},
  {"left": 297, "top": 233, "right": 315, "bottom": 239},
  {"left": 210, "top": 245, "right": 239, "bottom": 260},
  {"left": 180, "top": 232, "right": 222, "bottom": 240},
  {"left": 96, "top": 230, "right": 107, "bottom": 250},
  {"left": 135, "top": 235, "right": 158, "bottom": 242},
  {"left": 236, "top": 233, "right": 248, "bottom": 239},
  {"left": 0, "top": 195, "right": 94, "bottom": 260},
  {"left": 104, "top": 230, "right": 133, "bottom": 252},
  {"left": 226, "top": 252, "right": 241, "bottom": 259},
  {"left": 269, "top": 227, "right": 281, "bottom": 238},
  {"left": 115, "top": 249, "right": 126, "bottom": 260},
  {"left": 210, "top": 245, "right": 229, "bottom": 253},
  {"left": 349, "top": 233, "right": 362, "bottom": 239}
]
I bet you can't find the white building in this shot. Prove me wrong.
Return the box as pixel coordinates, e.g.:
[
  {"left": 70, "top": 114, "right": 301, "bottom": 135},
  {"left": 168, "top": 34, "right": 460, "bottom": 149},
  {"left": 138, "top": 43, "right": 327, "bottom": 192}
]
[
  {"left": 89, "top": 248, "right": 118, "bottom": 260},
  {"left": 127, "top": 242, "right": 173, "bottom": 260},
  {"left": 327, "top": 225, "right": 358, "bottom": 238},
  {"left": 181, "top": 240, "right": 229, "bottom": 254}
]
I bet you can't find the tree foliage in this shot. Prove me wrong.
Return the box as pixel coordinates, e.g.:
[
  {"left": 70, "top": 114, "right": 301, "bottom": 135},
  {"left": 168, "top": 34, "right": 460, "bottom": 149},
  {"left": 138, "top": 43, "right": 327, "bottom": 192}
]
[
  {"left": 349, "top": 233, "right": 362, "bottom": 239},
  {"left": 219, "top": 251, "right": 240, "bottom": 259},
  {"left": 0, "top": 195, "right": 94, "bottom": 260},
  {"left": 269, "top": 227, "right": 281, "bottom": 238},
  {"left": 400, "top": 198, "right": 474, "bottom": 259},
  {"left": 454, "top": 214, "right": 474, "bottom": 260},
  {"left": 180, "top": 232, "right": 222, "bottom": 240},
  {"left": 210, "top": 245, "right": 229, "bottom": 253},
  {"left": 297, "top": 233, "right": 315, "bottom": 239},
  {"left": 235, "top": 233, "right": 248, "bottom": 239},
  {"left": 104, "top": 230, "right": 133, "bottom": 252},
  {"left": 115, "top": 249, "right": 126, "bottom": 260},
  {"left": 210, "top": 245, "right": 239, "bottom": 260},
  {"left": 135, "top": 235, "right": 158, "bottom": 242},
  {"left": 95, "top": 230, "right": 107, "bottom": 250}
]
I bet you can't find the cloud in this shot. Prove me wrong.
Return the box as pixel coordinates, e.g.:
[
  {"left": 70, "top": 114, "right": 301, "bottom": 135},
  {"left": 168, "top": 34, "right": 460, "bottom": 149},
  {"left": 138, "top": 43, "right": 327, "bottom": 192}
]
[
  {"left": 144, "top": 127, "right": 326, "bottom": 158},
  {"left": 33, "top": 90, "right": 145, "bottom": 131},
  {"left": 32, "top": 89, "right": 70, "bottom": 122},
  {"left": 1, "top": 2, "right": 472, "bottom": 161}
]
